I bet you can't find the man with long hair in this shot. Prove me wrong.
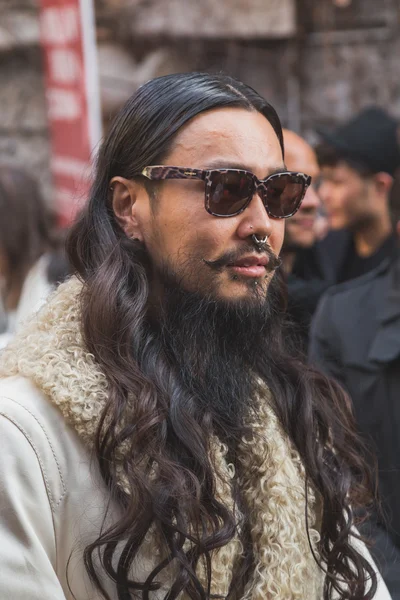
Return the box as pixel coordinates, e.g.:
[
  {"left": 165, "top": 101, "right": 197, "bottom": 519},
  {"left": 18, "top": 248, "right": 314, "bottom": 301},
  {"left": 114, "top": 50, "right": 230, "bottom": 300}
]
[{"left": 0, "top": 73, "right": 391, "bottom": 599}]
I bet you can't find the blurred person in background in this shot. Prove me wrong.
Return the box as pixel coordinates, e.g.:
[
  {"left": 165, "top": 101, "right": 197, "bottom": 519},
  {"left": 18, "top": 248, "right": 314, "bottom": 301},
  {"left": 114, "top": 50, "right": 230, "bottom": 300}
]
[
  {"left": 0, "top": 165, "right": 69, "bottom": 348},
  {"left": 0, "top": 72, "right": 390, "bottom": 599},
  {"left": 281, "top": 129, "right": 331, "bottom": 350},
  {"left": 309, "top": 168, "right": 400, "bottom": 598},
  {"left": 316, "top": 107, "right": 400, "bottom": 284}
]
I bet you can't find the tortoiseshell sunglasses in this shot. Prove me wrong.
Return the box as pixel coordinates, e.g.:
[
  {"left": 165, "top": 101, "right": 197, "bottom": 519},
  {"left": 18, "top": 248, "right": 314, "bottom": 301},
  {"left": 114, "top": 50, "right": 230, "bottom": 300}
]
[{"left": 140, "top": 166, "right": 311, "bottom": 218}]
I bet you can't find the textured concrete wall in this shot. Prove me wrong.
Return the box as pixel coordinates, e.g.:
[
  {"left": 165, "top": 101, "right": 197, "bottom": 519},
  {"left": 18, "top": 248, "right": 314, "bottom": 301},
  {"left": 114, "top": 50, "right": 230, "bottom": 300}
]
[
  {"left": 298, "top": 0, "right": 400, "bottom": 139},
  {"left": 301, "top": 35, "right": 400, "bottom": 140},
  {"left": 97, "top": 0, "right": 400, "bottom": 136},
  {"left": 0, "top": 0, "right": 51, "bottom": 202},
  {"left": 120, "top": 0, "right": 296, "bottom": 39}
]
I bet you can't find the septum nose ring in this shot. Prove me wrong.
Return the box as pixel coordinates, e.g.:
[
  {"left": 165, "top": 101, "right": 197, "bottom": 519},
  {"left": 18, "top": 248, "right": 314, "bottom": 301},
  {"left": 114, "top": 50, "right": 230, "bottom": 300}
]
[{"left": 252, "top": 234, "right": 269, "bottom": 249}]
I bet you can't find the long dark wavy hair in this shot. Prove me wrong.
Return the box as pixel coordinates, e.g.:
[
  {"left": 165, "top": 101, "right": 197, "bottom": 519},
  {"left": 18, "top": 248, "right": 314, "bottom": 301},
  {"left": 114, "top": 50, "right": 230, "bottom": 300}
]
[{"left": 67, "top": 72, "right": 378, "bottom": 599}]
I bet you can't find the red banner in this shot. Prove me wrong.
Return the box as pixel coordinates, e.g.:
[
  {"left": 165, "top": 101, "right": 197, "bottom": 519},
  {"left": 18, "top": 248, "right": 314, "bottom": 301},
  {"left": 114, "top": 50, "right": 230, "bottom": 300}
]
[{"left": 39, "top": 0, "right": 101, "bottom": 226}]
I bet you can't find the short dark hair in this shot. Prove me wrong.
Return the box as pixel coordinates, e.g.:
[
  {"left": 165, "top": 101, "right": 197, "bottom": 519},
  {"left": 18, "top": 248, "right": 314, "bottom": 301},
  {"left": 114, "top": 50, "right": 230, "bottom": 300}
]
[{"left": 315, "top": 143, "right": 376, "bottom": 177}]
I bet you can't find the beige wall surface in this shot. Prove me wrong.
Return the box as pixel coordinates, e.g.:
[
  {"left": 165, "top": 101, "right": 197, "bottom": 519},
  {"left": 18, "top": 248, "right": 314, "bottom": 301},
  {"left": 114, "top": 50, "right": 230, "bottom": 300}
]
[{"left": 124, "top": 0, "right": 296, "bottom": 38}]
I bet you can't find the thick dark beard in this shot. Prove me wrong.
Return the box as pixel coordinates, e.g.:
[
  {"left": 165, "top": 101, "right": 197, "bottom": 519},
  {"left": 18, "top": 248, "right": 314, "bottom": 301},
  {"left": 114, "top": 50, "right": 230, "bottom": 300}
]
[{"left": 149, "top": 265, "right": 283, "bottom": 439}]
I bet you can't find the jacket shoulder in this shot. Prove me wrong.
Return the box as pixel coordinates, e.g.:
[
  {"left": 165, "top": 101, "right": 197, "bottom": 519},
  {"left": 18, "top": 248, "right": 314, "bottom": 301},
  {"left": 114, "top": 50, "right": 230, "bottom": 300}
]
[
  {"left": 0, "top": 375, "right": 88, "bottom": 511},
  {"left": 322, "top": 259, "right": 390, "bottom": 301},
  {"left": 314, "top": 229, "right": 351, "bottom": 281}
]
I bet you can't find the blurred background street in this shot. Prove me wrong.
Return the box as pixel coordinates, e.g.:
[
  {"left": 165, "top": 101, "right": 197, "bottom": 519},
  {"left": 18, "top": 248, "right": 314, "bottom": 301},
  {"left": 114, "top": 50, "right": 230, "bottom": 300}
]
[{"left": 0, "top": 0, "right": 399, "bottom": 210}]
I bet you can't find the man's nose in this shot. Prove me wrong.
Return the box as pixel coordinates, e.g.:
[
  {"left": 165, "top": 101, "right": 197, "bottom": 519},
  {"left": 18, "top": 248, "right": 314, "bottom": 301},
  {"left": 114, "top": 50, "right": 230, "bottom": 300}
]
[{"left": 236, "top": 192, "right": 273, "bottom": 240}]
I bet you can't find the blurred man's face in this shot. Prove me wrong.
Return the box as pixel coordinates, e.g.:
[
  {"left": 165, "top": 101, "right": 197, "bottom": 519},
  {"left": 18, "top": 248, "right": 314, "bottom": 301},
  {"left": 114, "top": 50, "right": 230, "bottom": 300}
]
[
  {"left": 133, "top": 108, "right": 286, "bottom": 303},
  {"left": 318, "top": 162, "right": 378, "bottom": 231},
  {"left": 282, "top": 130, "right": 321, "bottom": 249}
]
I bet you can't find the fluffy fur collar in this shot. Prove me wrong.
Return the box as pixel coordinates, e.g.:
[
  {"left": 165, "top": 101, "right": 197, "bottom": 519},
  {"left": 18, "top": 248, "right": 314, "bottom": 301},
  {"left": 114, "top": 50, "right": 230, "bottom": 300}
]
[{"left": 0, "top": 277, "right": 323, "bottom": 598}]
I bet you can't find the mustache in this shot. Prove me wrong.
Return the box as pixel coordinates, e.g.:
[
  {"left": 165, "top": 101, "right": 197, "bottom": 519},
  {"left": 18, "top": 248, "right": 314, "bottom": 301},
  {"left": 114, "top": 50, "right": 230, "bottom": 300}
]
[{"left": 203, "top": 242, "right": 282, "bottom": 272}]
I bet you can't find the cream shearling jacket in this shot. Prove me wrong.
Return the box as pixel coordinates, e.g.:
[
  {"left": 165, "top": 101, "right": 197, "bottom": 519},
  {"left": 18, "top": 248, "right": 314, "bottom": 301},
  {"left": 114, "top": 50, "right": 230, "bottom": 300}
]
[
  {"left": 0, "top": 375, "right": 114, "bottom": 599},
  {"left": 0, "top": 279, "right": 392, "bottom": 600}
]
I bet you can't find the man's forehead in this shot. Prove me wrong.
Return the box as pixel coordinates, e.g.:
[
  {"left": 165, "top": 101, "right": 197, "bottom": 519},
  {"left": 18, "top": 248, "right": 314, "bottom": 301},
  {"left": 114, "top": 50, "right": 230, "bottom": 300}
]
[
  {"left": 166, "top": 107, "right": 283, "bottom": 175},
  {"left": 286, "top": 152, "right": 319, "bottom": 178},
  {"left": 321, "top": 162, "right": 357, "bottom": 177}
]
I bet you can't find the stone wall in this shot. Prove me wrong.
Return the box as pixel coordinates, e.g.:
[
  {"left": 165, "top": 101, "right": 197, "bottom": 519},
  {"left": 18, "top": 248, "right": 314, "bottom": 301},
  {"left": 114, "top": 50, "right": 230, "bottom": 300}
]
[
  {"left": 0, "top": 0, "right": 399, "bottom": 206},
  {"left": 97, "top": 0, "right": 400, "bottom": 137},
  {"left": 298, "top": 0, "right": 400, "bottom": 140},
  {"left": 0, "top": 0, "right": 51, "bottom": 202}
]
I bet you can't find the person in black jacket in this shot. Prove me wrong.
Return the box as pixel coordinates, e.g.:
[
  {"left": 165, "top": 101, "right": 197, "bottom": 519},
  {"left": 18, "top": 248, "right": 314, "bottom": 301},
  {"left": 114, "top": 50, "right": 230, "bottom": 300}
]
[
  {"left": 316, "top": 107, "right": 400, "bottom": 284},
  {"left": 309, "top": 170, "right": 400, "bottom": 598},
  {"left": 281, "top": 129, "right": 332, "bottom": 351}
]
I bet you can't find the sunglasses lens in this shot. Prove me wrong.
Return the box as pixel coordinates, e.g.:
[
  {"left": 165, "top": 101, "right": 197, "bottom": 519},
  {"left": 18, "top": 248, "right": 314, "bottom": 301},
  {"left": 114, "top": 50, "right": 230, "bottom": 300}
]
[
  {"left": 264, "top": 175, "right": 305, "bottom": 218},
  {"left": 208, "top": 171, "right": 253, "bottom": 216}
]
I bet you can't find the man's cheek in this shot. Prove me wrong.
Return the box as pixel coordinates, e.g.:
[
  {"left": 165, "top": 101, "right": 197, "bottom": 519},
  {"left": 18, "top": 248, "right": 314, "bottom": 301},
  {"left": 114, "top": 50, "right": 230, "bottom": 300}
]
[{"left": 286, "top": 220, "right": 299, "bottom": 232}]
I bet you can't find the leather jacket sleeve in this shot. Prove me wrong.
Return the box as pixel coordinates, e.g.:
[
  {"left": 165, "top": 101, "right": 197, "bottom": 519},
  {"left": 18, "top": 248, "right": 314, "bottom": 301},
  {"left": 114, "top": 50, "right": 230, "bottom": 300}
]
[{"left": 308, "top": 293, "right": 345, "bottom": 387}]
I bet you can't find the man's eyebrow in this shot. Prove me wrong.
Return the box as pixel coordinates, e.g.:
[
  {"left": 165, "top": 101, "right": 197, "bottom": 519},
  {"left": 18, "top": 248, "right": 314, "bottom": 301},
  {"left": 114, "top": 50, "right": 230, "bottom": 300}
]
[
  {"left": 268, "top": 165, "right": 288, "bottom": 176},
  {"left": 203, "top": 161, "right": 287, "bottom": 176}
]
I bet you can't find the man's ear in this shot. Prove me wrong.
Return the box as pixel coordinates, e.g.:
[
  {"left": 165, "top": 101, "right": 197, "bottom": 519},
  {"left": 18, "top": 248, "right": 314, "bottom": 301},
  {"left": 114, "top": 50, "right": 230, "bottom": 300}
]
[
  {"left": 110, "top": 176, "right": 143, "bottom": 240},
  {"left": 372, "top": 172, "right": 394, "bottom": 198}
]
